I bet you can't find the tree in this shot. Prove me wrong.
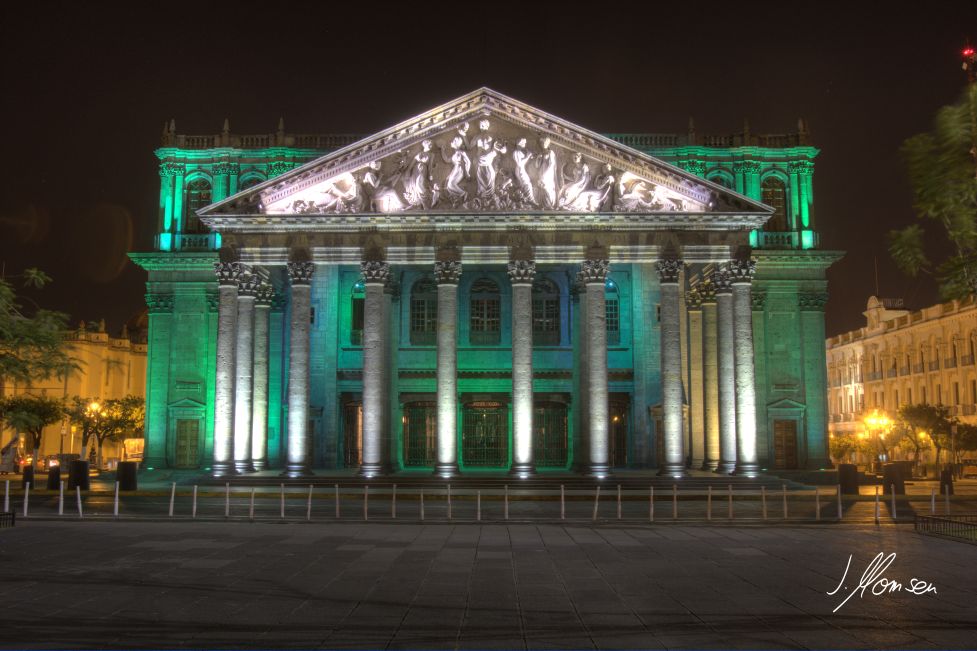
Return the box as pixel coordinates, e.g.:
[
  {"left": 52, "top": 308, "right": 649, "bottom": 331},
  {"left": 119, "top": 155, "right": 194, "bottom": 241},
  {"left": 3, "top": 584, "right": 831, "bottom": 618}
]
[
  {"left": 897, "top": 403, "right": 955, "bottom": 467},
  {"left": 0, "top": 268, "right": 76, "bottom": 386},
  {"left": 953, "top": 422, "right": 977, "bottom": 463},
  {"left": 65, "top": 396, "right": 144, "bottom": 468},
  {"left": 2, "top": 394, "right": 64, "bottom": 469},
  {"left": 888, "top": 84, "right": 977, "bottom": 299}
]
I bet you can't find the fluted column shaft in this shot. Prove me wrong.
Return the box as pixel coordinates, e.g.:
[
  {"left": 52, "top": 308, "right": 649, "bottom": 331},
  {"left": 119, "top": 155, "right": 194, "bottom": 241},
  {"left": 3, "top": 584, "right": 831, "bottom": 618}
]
[
  {"left": 212, "top": 262, "right": 239, "bottom": 477},
  {"left": 251, "top": 285, "right": 273, "bottom": 471},
  {"left": 233, "top": 266, "right": 259, "bottom": 473},
  {"left": 714, "top": 268, "right": 737, "bottom": 474},
  {"left": 509, "top": 260, "right": 536, "bottom": 478},
  {"left": 360, "top": 261, "right": 390, "bottom": 477},
  {"left": 284, "top": 261, "right": 314, "bottom": 477},
  {"left": 687, "top": 291, "right": 705, "bottom": 470},
  {"left": 434, "top": 261, "right": 461, "bottom": 478},
  {"left": 581, "top": 260, "right": 610, "bottom": 478},
  {"left": 731, "top": 260, "right": 759, "bottom": 476},
  {"left": 701, "top": 287, "right": 720, "bottom": 470},
  {"left": 657, "top": 259, "right": 687, "bottom": 478}
]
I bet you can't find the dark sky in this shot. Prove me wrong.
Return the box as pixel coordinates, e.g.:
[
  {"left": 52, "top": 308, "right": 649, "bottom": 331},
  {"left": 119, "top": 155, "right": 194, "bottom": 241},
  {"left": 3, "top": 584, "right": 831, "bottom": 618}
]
[{"left": 1, "top": 2, "right": 974, "bottom": 337}]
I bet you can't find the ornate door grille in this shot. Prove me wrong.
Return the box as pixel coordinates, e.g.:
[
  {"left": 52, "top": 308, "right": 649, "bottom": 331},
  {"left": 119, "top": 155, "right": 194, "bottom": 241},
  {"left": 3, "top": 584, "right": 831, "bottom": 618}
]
[
  {"left": 533, "top": 402, "right": 568, "bottom": 467},
  {"left": 342, "top": 403, "right": 362, "bottom": 468},
  {"left": 403, "top": 402, "right": 437, "bottom": 467},
  {"left": 462, "top": 401, "right": 508, "bottom": 467}
]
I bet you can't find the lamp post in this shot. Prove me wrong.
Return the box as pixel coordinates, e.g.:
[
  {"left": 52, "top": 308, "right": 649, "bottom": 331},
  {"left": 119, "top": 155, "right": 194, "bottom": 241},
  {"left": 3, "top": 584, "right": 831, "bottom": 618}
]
[
  {"left": 87, "top": 401, "right": 102, "bottom": 470},
  {"left": 863, "top": 409, "right": 893, "bottom": 472}
]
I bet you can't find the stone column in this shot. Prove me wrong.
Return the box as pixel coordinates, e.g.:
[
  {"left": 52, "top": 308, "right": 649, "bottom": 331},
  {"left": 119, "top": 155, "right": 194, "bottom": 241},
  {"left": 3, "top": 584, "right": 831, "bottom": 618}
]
[
  {"left": 687, "top": 287, "right": 705, "bottom": 470},
  {"left": 801, "top": 291, "right": 831, "bottom": 469},
  {"left": 730, "top": 259, "right": 759, "bottom": 476},
  {"left": 581, "top": 259, "right": 610, "bottom": 478},
  {"left": 251, "top": 283, "right": 273, "bottom": 471},
  {"left": 657, "top": 259, "right": 687, "bottom": 478},
  {"left": 700, "top": 282, "right": 720, "bottom": 470},
  {"left": 360, "top": 261, "right": 390, "bottom": 478},
  {"left": 713, "top": 266, "right": 737, "bottom": 474},
  {"left": 508, "top": 260, "right": 536, "bottom": 478},
  {"left": 233, "top": 266, "right": 259, "bottom": 473},
  {"left": 284, "top": 261, "right": 314, "bottom": 477},
  {"left": 212, "top": 262, "right": 239, "bottom": 477},
  {"left": 434, "top": 260, "right": 461, "bottom": 478}
]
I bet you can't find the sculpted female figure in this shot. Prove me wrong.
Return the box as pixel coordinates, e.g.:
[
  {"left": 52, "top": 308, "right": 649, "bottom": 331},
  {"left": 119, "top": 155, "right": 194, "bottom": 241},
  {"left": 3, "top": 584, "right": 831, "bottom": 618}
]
[
  {"left": 442, "top": 136, "right": 472, "bottom": 205},
  {"left": 536, "top": 137, "right": 558, "bottom": 209},
  {"left": 558, "top": 152, "right": 590, "bottom": 209},
  {"left": 474, "top": 119, "right": 507, "bottom": 202},
  {"left": 511, "top": 137, "right": 536, "bottom": 206},
  {"left": 403, "top": 139, "right": 434, "bottom": 209}
]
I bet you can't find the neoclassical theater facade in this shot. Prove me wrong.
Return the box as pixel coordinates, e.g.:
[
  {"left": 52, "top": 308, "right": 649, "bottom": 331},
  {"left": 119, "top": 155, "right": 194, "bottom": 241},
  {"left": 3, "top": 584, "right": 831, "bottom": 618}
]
[{"left": 131, "top": 89, "right": 841, "bottom": 477}]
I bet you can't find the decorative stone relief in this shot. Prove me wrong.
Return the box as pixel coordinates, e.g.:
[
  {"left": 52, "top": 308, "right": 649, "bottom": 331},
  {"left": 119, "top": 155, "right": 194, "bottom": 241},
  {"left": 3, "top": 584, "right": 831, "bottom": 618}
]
[
  {"left": 727, "top": 259, "right": 757, "bottom": 284},
  {"left": 579, "top": 259, "right": 610, "bottom": 284},
  {"left": 686, "top": 288, "right": 702, "bottom": 309},
  {"left": 359, "top": 261, "right": 390, "bottom": 284},
  {"left": 799, "top": 292, "right": 829, "bottom": 311},
  {"left": 710, "top": 267, "right": 733, "bottom": 294},
  {"left": 255, "top": 284, "right": 275, "bottom": 307},
  {"left": 268, "top": 161, "right": 294, "bottom": 178},
  {"left": 434, "top": 260, "right": 462, "bottom": 285},
  {"left": 213, "top": 162, "right": 239, "bottom": 176},
  {"left": 751, "top": 291, "right": 767, "bottom": 311},
  {"left": 145, "top": 293, "right": 174, "bottom": 313},
  {"left": 214, "top": 261, "right": 238, "bottom": 285},
  {"left": 287, "top": 261, "right": 315, "bottom": 285},
  {"left": 656, "top": 259, "right": 684, "bottom": 284},
  {"left": 788, "top": 160, "right": 814, "bottom": 175},
  {"left": 507, "top": 260, "right": 536, "bottom": 284},
  {"left": 236, "top": 269, "right": 261, "bottom": 297},
  {"left": 698, "top": 281, "right": 716, "bottom": 303},
  {"left": 159, "top": 162, "right": 184, "bottom": 178}
]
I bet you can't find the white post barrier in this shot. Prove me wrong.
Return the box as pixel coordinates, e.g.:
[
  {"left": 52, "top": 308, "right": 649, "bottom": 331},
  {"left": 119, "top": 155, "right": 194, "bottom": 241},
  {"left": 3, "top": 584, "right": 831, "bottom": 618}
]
[
  {"left": 224, "top": 483, "right": 230, "bottom": 519},
  {"left": 192, "top": 485, "right": 198, "bottom": 519},
  {"left": 761, "top": 485, "right": 767, "bottom": 521},
  {"left": 504, "top": 485, "right": 509, "bottom": 520},
  {"left": 420, "top": 489, "right": 425, "bottom": 521},
  {"left": 815, "top": 486, "right": 820, "bottom": 522},
  {"left": 874, "top": 485, "right": 880, "bottom": 526},
  {"left": 249, "top": 487, "right": 255, "bottom": 522},
  {"left": 616, "top": 485, "right": 621, "bottom": 520},
  {"left": 76, "top": 485, "right": 83, "bottom": 518},
  {"left": 560, "top": 484, "right": 565, "bottom": 520},
  {"left": 476, "top": 490, "right": 481, "bottom": 522},
  {"left": 592, "top": 485, "right": 600, "bottom": 521},
  {"left": 59, "top": 480, "right": 64, "bottom": 516},
  {"left": 114, "top": 481, "right": 120, "bottom": 518},
  {"left": 672, "top": 484, "right": 678, "bottom": 520},
  {"left": 168, "top": 482, "right": 176, "bottom": 518},
  {"left": 727, "top": 484, "right": 733, "bottom": 520},
  {"left": 836, "top": 485, "right": 842, "bottom": 521},
  {"left": 3, "top": 479, "right": 8, "bottom": 512},
  {"left": 392, "top": 484, "right": 397, "bottom": 519},
  {"left": 306, "top": 485, "right": 313, "bottom": 522},
  {"left": 447, "top": 483, "right": 451, "bottom": 520},
  {"left": 335, "top": 484, "right": 340, "bottom": 518},
  {"left": 23, "top": 482, "right": 29, "bottom": 518},
  {"left": 930, "top": 487, "right": 936, "bottom": 515},
  {"left": 649, "top": 486, "right": 654, "bottom": 522},
  {"left": 280, "top": 484, "right": 285, "bottom": 520},
  {"left": 363, "top": 485, "right": 369, "bottom": 521},
  {"left": 782, "top": 484, "right": 788, "bottom": 520},
  {"left": 707, "top": 486, "right": 712, "bottom": 521},
  {"left": 890, "top": 484, "right": 896, "bottom": 520}
]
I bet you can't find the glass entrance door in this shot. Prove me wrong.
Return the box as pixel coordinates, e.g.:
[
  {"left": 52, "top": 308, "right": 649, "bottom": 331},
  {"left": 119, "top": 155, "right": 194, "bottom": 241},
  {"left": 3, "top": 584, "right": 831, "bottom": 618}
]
[{"left": 462, "top": 402, "right": 508, "bottom": 468}]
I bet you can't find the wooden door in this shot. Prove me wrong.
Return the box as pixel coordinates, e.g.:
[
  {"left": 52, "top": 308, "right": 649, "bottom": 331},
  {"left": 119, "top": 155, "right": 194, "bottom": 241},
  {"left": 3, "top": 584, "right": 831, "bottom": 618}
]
[
  {"left": 174, "top": 419, "right": 200, "bottom": 468},
  {"left": 773, "top": 419, "right": 798, "bottom": 469}
]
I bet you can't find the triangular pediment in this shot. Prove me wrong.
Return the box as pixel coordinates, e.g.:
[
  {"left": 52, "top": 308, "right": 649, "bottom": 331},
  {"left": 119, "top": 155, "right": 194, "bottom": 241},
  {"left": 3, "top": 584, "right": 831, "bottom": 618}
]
[{"left": 202, "top": 88, "right": 770, "bottom": 218}]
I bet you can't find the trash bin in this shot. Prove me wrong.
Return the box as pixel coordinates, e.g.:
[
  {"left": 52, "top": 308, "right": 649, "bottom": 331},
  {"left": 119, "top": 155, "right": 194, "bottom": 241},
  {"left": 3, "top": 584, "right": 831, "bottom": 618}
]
[
  {"left": 67, "top": 460, "right": 90, "bottom": 491},
  {"left": 939, "top": 468, "right": 954, "bottom": 495},
  {"left": 116, "top": 461, "right": 138, "bottom": 491},
  {"left": 838, "top": 463, "right": 860, "bottom": 495},
  {"left": 46, "top": 466, "right": 61, "bottom": 490},
  {"left": 21, "top": 466, "right": 34, "bottom": 489},
  {"left": 882, "top": 463, "right": 905, "bottom": 495}
]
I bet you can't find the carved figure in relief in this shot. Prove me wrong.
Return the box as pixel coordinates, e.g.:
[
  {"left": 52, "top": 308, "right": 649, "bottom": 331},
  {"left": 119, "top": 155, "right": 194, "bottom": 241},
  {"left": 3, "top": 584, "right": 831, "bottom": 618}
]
[
  {"left": 442, "top": 136, "right": 472, "bottom": 206},
  {"left": 372, "top": 156, "right": 408, "bottom": 213},
  {"left": 403, "top": 140, "right": 434, "bottom": 209},
  {"left": 558, "top": 152, "right": 590, "bottom": 209},
  {"left": 614, "top": 175, "right": 686, "bottom": 212},
  {"left": 536, "top": 137, "right": 558, "bottom": 209},
  {"left": 474, "top": 119, "right": 507, "bottom": 204},
  {"left": 565, "top": 165, "right": 615, "bottom": 212},
  {"left": 511, "top": 137, "right": 536, "bottom": 206}
]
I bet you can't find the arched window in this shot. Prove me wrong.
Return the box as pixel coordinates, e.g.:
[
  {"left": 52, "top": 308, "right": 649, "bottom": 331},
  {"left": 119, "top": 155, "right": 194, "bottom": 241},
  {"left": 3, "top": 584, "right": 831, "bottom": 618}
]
[
  {"left": 532, "top": 277, "right": 560, "bottom": 346},
  {"left": 409, "top": 278, "right": 437, "bottom": 346},
  {"left": 761, "top": 176, "right": 789, "bottom": 232},
  {"left": 185, "top": 178, "right": 212, "bottom": 233},
  {"left": 707, "top": 172, "right": 734, "bottom": 189},
  {"left": 470, "top": 278, "right": 501, "bottom": 345},
  {"left": 239, "top": 175, "right": 264, "bottom": 191},
  {"left": 350, "top": 281, "right": 365, "bottom": 345},
  {"left": 605, "top": 279, "right": 620, "bottom": 346}
]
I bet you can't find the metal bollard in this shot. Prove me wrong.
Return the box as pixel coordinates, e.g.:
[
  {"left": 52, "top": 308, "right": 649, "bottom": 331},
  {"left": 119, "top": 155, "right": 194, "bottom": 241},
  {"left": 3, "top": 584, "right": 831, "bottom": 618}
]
[
  {"left": 874, "top": 485, "right": 880, "bottom": 526},
  {"left": 168, "top": 482, "right": 176, "bottom": 518},
  {"left": 3, "top": 479, "right": 8, "bottom": 512},
  {"left": 420, "top": 489, "right": 425, "bottom": 521},
  {"left": 727, "top": 484, "right": 733, "bottom": 520},
  {"left": 504, "top": 485, "right": 509, "bottom": 520},
  {"left": 23, "top": 482, "right": 29, "bottom": 518},
  {"left": 280, "top": 484, "right": 285, "bottom": 520},
  {"left": 59, "top": 481, "right": 64, "bottom": 516},
  {"left": 335, "top": 484, "right": 340, "bottom": 518},
  {"left": 617, "top": 485, "right": 622, "bottom": 520},
  {"left": 707, "top": 486, "right": 712, "bottom": 521},
  {"left": 930, "top": 487, "right": 936, "bottom": 515},
  {"left": 249, "top": 487, "right": 255, "bottom": 521},
  {"left": 447, "top": 483, "right": 451, "bottom": 520},
  {"left": 477, "top": 490, "right": 481, "bottom": 522},
  {"left": 307, "top": 485, "right": 313, "bottom": 522},
  {"left": 672, "top": 484, "right": 677, "bottom": 520},
  {"left": 592, "top": 486, "right": 601, "bottom": 521},
  {"left": 76, "top": 485, "right": 83, "bottom": 518},
  {"left": 392, "top": 484, "right": 397, "bottom": 519},
  {"left": 836, "top": 485, "right": 842, "bottom": 521},
  {"left": 890, "top": 484, "right": 896, "bottom": 520},
  {"left": 761, "top": 485, "right": 767, "bottom": 521},
  {"left": 225, "top": 482, "right": 230, "bottom": 519},
  {"left": 815, "top": 486, "right": 820, "bottom": 522},
  {"left": 560, "top": 484, "right": 565, "bottom": 520},
  {"left": 192, "top": 485, "right": 198, "bottom": 519},
  {"left": 782, "top": 484, "right": 788, "bottom": 520},
  {"left": 649, "top": 486, "right": 654, "bottom": 522},
  {"left": 364, "top": 485, "right": 369, "bottom": 521},
  {"left": 114, "top": 481, "right": 120, "bottom": 518}
]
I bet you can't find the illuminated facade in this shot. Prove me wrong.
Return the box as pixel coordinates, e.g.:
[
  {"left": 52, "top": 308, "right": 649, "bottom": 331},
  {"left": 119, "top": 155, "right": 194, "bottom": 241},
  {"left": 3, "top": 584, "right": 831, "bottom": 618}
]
[
  {"left": 827, "top": 295, "right": 977, "bottom": 437},
  {"left": 131, "top": 89, "right": 840, "bottom": 477}
]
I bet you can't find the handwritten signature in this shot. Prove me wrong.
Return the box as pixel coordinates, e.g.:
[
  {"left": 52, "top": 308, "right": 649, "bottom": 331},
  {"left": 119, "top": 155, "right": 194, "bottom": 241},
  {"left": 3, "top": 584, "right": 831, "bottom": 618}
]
[{"left": 827, "top": 552, "right": 937, "bottom": 612}]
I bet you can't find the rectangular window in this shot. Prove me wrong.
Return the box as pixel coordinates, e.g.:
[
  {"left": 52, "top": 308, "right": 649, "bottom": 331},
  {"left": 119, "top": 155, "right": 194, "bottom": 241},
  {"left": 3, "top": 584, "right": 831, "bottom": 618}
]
[
  {"left": 971, "top": 380, "right": 976, "bottom": 404},
  {"left": 532, "top": 297, "right": 560, "bottom": 346},
  {"left": 470, "top": 298, "right": 500, "bottom": 345},
  {"left": 937, "top": 384, "right": 942, "bottom": 404},
  {"left": 954, "top": 382, "right": 960, "bottom": 405},
  {"left": 606, "top": 298, "right": 620, "bottom": 345},
  {"left": 350, "top": 297, "right": 364, "bottom": 345},
  {"left": 410, "top": 298, "right": 437, "bottom": 345},
  {"left": 907, "top": 388, "right": 912, "bottom": 404}
]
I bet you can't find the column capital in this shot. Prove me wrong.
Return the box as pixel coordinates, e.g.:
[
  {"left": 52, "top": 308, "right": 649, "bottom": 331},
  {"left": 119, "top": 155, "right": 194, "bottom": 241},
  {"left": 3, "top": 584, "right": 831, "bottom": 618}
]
[
  {"left": 236, "top": 269, "right": 261, "bottom": 297},
  {"left": 751, "top": 291, "right": 767, "bottom": 311},
  {"left": 579, "top": 259, "right": 609, "bottom": 284},
  {"left": 360, "top": 260, "right": 390, "bottom": 285},
  {"left": 686, "top": 288, "right": 703, "bottom": 309},
  {"left": 507, "top": 260, "right": 536, "bottom": 284},
  {"left": 799, "top": 291, "right": 829, "bottom": 311},
  {"left": 255, "top": 284, "right": 275, "bottom": 307},
  {"left": 287, "top": 261, "right": 315, "bottom": 285},
  {"left": 788, "top": 160, "right": 815, "bottom": 175},
  {"left": 656, "top": 258, "right": 684, "bottom": 284},
  {"left": 698, "top": 281, "right": 717, "bottom": 303},
  {"left": 434, "top": 260, "right": 462, "bottom": 285},
  {"left": 732, "top": 160, "right": 761, "bottom": 175},
  {"left": 214, "top": 261, "right": 239, "bottom": 286},
  {"left": 728, "top": 259, "right": 757, "bottom": 284},
  {"left": 710, "top": 267, "right": 733, "bottom": 294},
  {"left": 213, "top": 161, "right": 239, "bottom": 176}
]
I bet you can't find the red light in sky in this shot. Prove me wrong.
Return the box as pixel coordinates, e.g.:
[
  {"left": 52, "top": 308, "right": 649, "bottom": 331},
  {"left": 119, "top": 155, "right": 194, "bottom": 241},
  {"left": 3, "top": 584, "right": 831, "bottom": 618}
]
[{"left": 964, "top": 47, "right": 975, "bottom": 57}]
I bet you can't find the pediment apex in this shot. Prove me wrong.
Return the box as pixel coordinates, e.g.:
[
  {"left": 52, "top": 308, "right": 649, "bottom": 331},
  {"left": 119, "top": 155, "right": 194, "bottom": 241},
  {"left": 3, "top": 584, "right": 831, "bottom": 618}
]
[{"left": 202, "top": 88, "right": 770, "bottom": 217}]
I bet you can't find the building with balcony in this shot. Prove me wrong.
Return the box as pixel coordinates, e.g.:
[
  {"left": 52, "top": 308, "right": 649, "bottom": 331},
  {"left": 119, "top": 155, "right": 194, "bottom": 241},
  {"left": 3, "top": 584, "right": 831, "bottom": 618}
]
[{"left": 130, "top": 89, "right": 840, "bottom": 476}]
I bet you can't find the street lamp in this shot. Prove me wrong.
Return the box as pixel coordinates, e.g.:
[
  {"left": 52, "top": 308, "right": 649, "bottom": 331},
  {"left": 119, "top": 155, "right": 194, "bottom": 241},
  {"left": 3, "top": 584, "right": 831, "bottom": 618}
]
[{"left": 862, "top": 409, "right": 893, "bottom": 470}]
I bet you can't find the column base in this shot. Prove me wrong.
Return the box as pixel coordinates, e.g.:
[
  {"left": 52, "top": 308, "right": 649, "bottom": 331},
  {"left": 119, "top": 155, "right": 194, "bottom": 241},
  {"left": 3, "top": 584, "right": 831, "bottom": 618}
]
[
  {"left": 359, "top": 463, "right": 385, "bottom": 479},
  {"left": 732, "top": 463, "right": 760, "bottom": 478},
  {"left": 715, "top": 461, "right": 736, "bottom": 475},
  {"left": 509, "top": 463, "right": 536, "bottom": 479},
  {"left": 211, "top": 462, "right": 235, "bottom": 478},
  {"left": 701, "top": 459, "right": 719, "bottom": 471},
  {"left": 657, "top": 463, "right": 689, "bottom": 479},
  {"left": 251, "top": 460, "right": 267, "bottom": 472},
  {"left": 233, "top": 461, "right": 254, "bottom": 474},
  {"left": 281, "top": 463, "right": 313, "bottom": 478},
  {"left": 587, "top": 463, "right": 612, "bottom": 480},
  {"left": 433, "top": 462, "right": 458, "bottom": 479}
]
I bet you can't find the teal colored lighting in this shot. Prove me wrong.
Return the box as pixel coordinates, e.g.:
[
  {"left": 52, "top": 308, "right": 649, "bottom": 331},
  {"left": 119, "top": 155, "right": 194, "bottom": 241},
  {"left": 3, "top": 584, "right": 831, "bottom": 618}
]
[
  {"left": 801, "top": 229, "right": 816, "bottom": 250},
  {"left": 214, "top": 233, "right": 222, "bottom": 249},
  {"left": 158, "top": 233, "right": 172, "bottom": 251},
  {"left": 749, "top": 230, "right": 759, "bottom": 248}
]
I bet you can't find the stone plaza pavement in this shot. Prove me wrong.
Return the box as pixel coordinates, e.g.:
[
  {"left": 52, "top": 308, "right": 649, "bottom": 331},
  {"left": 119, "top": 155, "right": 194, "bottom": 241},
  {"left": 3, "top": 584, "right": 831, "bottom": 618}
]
[{"left": 0, "top": 521, "right": 974, "bottom": 650}]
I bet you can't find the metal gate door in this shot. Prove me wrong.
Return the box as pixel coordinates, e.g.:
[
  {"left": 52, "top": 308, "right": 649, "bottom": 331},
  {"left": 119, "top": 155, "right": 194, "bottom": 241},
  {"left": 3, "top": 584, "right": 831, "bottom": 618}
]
[
  {"left": 342, "top": 403, "right": 362, "bottom": 468},
  {"left": 403, "top": 402, "right": 437, "bottom": 467},
  {"left": 462, "top": 402, "right": 508, "bottom": 467},
  {"left": 533, "top": 402, "right": 568, "bottom": 468}
]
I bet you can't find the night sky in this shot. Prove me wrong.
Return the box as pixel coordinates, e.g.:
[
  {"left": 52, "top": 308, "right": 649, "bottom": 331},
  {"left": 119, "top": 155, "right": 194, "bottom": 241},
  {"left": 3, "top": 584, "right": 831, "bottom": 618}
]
[{"left": 1, "top": 2, "right": 974, "bottom": 337}]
